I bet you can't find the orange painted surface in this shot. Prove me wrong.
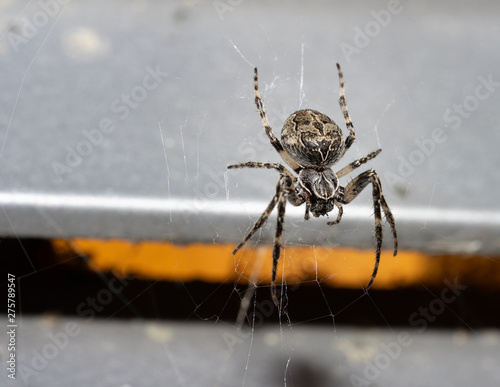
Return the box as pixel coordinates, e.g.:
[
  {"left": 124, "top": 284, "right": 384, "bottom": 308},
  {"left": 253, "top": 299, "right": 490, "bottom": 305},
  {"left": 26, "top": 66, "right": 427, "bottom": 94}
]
[{"left": 52, "top": 239, "right": 500, "bottom": 289}]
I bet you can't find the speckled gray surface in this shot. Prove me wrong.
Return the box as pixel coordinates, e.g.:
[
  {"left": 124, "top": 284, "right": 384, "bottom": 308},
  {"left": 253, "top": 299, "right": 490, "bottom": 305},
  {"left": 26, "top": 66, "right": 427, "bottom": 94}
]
[
  {"left": 2, "top": 3, "right": 500, "bottom": 386},
  {"left": 2, "top": 316, "right": 499, "bottom": 387},
  {"left": 1, "top": 1, "right": 500, "bottom": 253}
]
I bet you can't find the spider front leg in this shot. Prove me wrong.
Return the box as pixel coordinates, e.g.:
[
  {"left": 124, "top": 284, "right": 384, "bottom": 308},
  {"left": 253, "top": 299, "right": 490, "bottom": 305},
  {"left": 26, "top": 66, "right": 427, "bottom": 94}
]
[
  {"left": 254, "top": 68, "right": 301, "bottom": 173},
  {"left": 336, "top": 63, "right": 356, "bottom": 154},
  {"left": 327, "top": 200, "right": 344, "bottom": 226},
  {"left": 338, "top": 169, "right": 398, "bottom": 291},
  {"left": 227, "top": 162, "right": 304, "bottom": 214}
]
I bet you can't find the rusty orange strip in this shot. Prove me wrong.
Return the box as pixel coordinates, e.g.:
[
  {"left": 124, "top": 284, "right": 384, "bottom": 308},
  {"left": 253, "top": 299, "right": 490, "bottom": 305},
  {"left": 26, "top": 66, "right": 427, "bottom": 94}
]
[{"left": 52, "top": 239, "right": 500, "bottom": 289}]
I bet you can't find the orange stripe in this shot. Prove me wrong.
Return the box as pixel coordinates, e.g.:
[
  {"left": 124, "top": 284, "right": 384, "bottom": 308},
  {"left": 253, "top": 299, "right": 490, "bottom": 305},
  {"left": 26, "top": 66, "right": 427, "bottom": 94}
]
[{"left": 52, "top": 239, "right": 500, "bottom": 289}]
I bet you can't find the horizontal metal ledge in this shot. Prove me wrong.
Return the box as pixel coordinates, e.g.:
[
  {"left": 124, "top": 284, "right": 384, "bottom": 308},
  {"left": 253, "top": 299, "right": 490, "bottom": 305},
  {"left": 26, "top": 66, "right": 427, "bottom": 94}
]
[
  {"left": 1, "top": 192, "right": 500, "bottom": 225},
  {"left": 1, "top": 192, "right": 499, "bottom": 255}
]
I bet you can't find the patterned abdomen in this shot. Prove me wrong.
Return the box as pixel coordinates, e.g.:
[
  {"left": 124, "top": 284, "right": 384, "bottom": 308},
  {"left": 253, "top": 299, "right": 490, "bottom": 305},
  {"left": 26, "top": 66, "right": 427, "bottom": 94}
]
[{"left": 281, "top": 109, "right": 345, "bottom": 168}]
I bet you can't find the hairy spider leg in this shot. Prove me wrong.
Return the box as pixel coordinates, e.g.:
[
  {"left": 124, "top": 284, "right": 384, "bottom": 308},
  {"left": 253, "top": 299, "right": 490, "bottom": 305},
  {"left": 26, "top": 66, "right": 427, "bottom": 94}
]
[
  {"left": 230, "top": 177, "right": 282, "bottom": 255},
  {"left": 227, "top": 163, "right": 304, "bottom": 256},
  {"left": 327, "top": 149, "right": 383, "bottom": 227},
  {"left": 254, "top": 68, "right": 301, "bottom": 173},
  {"left": 327, "top": 200, "right": 344, "bottom": 226},
  {"left": 336, "top": 149, "right": 382, "bottom": 179},
  {"left": 338, "top": 169, "right": 398, "bottom": 291},
  {"left": 271, "top": 182, "right": 288, "bottom": 306},
  {"left": 228, "top": 162, "right": 305, "bottom": 306},
  {"left": 336, "top": 63, "right": 356, "bottom": 154},
  {"left": 228, "top": 162, "right": 294, "bottom": 180}
]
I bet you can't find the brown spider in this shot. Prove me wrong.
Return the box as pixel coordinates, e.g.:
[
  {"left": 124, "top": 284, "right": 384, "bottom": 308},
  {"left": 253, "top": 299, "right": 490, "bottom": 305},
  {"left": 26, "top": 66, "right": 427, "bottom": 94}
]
[{"left": 228, "top": 64, "right": 398, "bottom": 306}]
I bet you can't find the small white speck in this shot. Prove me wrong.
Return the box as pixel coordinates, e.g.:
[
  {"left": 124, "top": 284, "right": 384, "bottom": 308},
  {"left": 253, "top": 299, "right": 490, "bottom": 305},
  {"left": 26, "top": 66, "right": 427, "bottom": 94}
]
[
  {"left": 452, "top": 329, "right": 468, "bottom": 346},
  {"left": 163, "top": 137, "right": 176, "bottom": 149},
  {"left": 263, "top": 332, "right": 279, "bottom": 347},
  {"left": 62, "top": 27, "right": 109, "bottom": 62},
  {"left": 145, "top": 323, "right": 173, "bottom": 343}
]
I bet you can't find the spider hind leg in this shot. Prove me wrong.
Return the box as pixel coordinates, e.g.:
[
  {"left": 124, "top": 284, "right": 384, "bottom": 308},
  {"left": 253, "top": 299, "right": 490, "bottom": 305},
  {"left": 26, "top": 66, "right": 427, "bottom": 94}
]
[
  {"left": 270, "top": 187, "right": 287, "bottom": 306},
  {"left": 228, "top": 161, "right": 304, "bottom": 306},
  {"left": 338, "top": 169, "right": 398, "bottom": 291}
]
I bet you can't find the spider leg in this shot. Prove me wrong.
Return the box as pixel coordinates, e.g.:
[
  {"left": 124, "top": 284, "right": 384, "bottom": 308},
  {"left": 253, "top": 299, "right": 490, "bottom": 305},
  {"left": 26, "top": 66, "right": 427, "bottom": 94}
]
[
  {"left": 230, "top": 163, "right": 302, "bottom": 249},
  {"left": 229, "top": 162, "right": 301, "bottom": 305},
  {"left": 327, "top": 201, "right": 343, "bottom": 226},
  {"left": 228, "top": 162, "right": 294, "bottom": 180},
  {"left": 336, "top": 63, "right": 356, "bottom": 154},
  {"left": 271, "top": 184, "right": 287, "bottom": 306},
  {"left": 336, "top": 149, "right": 382, "bottom": 179},
  {"left": 232, "top": 178, "right": 282, "bottom": 255},
  {"left": 254, "top": 68, "right": 301, "bottom": 173},
  {"left": 338, "top": 169, "right": 398, "bottom": 291},
  {"left": 304, "top": 201, "right": 311, "bottom": 220},
  {"left": 228, "top": 162, "right": 305, "bottom": 207}
]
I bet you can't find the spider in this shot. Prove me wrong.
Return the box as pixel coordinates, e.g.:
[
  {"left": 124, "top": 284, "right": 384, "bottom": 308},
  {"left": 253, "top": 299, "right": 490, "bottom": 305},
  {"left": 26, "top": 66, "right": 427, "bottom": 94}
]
[{"left": 228, "top": 64, "right": 398, "bottom": 306}]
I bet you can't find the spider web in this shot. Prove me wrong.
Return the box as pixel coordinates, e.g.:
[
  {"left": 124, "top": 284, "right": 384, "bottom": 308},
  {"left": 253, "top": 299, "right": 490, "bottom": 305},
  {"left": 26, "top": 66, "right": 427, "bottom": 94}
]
[
  {"left": 153, "top": 13, "right": 499, "bottom": 386},
  {"left": 0, "top": 24, "right": 441, "bottom": 387},
  {"left": 176, "top": 30, "right": 401, "bottom": 387},
  {"left": 3, "top": 1, "right": 500, "bottom": 387}
]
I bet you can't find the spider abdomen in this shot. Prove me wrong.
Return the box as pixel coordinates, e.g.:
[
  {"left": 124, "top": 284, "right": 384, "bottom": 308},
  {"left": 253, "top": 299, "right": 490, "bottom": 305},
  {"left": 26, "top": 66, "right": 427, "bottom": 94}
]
[{"left": 281, "top": 109, "right": 344, "bottom": 168}]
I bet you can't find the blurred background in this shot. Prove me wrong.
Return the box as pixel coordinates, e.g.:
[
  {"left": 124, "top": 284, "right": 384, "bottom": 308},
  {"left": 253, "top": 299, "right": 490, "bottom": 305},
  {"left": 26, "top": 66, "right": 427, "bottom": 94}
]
[{"left": 1, "top": 0, "right": 500, "bottom": 386}]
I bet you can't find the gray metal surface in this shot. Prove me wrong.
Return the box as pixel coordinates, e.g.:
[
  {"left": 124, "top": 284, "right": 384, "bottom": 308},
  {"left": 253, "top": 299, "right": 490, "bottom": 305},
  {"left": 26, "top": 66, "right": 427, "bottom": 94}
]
[
  {"left": 2, "top": 316, "right": 499, "bottom": 387},
  {"left": 1, "top": 0, "right": 500, "bottom": 254}
]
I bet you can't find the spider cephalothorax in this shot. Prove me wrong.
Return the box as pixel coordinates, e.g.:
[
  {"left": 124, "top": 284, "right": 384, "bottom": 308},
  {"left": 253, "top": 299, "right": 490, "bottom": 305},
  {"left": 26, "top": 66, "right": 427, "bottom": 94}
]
[
  {"left": 229, "top": 64, "right": 398, "bottom": 306},
  {"left": 298, "top": 168, "right": 338, "bottom": 217}
]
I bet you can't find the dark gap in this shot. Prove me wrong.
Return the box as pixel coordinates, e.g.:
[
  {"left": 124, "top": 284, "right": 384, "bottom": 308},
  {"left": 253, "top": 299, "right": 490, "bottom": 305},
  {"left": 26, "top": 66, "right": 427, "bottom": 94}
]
[{"left": 2, "top": 238, "right": 497, "bottom": 328}]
